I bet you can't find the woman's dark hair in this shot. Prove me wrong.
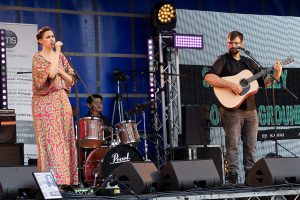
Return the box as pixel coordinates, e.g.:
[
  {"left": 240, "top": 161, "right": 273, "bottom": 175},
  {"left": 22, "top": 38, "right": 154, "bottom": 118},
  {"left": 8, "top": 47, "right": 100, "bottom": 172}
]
[
  {"left": 36, "top": 26, "right": 53, "bottom": 44},
  {"left": 227, "top": 31, "right": 244, "bottom": 42},
  {"left": 87, "top": 94, "right": 103, "bottom": 104}
]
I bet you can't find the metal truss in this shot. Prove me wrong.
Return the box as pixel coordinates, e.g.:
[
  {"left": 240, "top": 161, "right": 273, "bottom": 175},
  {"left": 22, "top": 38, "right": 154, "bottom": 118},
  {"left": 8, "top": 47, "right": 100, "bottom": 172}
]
[{"left": 150, "top": 33, "right": 182, "bottom": 167}]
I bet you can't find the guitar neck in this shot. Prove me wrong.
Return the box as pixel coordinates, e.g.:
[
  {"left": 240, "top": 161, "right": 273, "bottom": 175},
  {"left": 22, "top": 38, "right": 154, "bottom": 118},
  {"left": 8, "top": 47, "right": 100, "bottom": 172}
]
[
  {"left": 247, "top": 67, "right": 273, "bottom": 83},
  {"left": 247, "top": 56, "right": 294, "bottom": 83}
]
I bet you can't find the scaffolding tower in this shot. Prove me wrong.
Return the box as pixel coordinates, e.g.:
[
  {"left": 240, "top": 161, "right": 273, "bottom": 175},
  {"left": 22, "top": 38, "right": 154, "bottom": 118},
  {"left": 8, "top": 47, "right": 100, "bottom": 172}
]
[{"left": 150, "top": 33, "right": 182, "bottom": 167}]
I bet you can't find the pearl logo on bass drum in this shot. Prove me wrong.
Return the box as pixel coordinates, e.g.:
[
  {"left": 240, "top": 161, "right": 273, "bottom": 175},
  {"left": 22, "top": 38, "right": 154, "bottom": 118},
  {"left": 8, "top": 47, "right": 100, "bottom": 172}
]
[{"left": 110, "top": 152, "right": 130, "bottom": 164}]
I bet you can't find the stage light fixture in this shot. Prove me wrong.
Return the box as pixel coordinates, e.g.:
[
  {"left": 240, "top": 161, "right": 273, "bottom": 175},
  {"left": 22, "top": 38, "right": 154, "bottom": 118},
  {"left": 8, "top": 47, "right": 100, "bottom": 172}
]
[
  {"left": 158, "top": 4, "right": 175, "bottom": 24},
  {"left": 153, "top": 2, "right": 176, "bottom": 32},
  {"left": 148, "top": 38, "right": 156, "bottom": 103},
  {"left": 0, "top": 29, "right": 8, "bottom": 109},
  {"left": 174, "top": 33, "right": 203, "bottom": 49},
  {"left": 148, "top": 39, "right": 154, "bottom": 61}
]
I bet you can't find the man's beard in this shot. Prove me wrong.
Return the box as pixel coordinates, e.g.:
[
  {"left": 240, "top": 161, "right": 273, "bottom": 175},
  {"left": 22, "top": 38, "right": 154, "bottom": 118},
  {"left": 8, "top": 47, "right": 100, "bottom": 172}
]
[{"left": 229, "top": 48, "right": 239, "bottom": 55}]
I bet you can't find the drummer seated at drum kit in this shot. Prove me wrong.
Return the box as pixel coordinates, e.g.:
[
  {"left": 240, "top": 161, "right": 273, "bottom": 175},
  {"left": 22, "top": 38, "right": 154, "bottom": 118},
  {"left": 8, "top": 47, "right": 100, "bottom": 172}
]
[
  {"left": 85, "top": 94, "right": 112, "bottom": 143},
  {"left": 79, "top": 94, "right": 140, "bottom": 150},
  {"left": 80, "top": 95, "right": 143, "bottom": 187},
  {"left": 78, "top": 94, "right": 113, "bottom": 152}
]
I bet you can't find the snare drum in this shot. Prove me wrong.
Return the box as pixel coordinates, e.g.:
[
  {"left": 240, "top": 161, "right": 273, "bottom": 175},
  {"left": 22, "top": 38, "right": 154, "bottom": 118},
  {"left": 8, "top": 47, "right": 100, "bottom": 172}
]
[
  {"left": 84, "top": 145, "right": 143, "bottom": 186},
  {"left": 115, "top": 120, "right": 140, "bottom": 145},
  {"left": 78, "top": 117, "right": 105, "bottom": 148}
]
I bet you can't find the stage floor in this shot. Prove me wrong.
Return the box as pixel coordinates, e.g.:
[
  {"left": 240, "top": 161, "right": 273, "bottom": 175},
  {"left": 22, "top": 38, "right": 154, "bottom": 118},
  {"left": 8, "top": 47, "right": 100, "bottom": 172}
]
[{"left": 62, "top": 184, "right": 300, "bottom": 200}]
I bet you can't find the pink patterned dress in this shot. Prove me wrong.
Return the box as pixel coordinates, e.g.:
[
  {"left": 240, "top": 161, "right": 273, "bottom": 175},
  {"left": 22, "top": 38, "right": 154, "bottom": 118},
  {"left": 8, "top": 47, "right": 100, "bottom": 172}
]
[{"left": 32, "top": 51, "right": 78, "bottom": 185}]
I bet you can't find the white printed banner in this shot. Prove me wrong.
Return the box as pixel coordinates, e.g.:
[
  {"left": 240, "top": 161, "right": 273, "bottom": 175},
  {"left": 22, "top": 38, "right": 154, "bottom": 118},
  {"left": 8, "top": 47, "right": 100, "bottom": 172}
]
[{"left": 0, "top": 22, "right": 37, "bottom": 164}]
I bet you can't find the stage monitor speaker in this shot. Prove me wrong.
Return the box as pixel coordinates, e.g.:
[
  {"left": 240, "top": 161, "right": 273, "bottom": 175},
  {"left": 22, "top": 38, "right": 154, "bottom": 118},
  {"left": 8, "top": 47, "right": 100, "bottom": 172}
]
[
  {"left": 167, "top": 145, "right": 225, "bottom": 184},
  {"left": 111, "top": 161, "right": 161, "bottom": 194},
  {"left": 0, "top": 109, "right": 16, "bottom": 144},
  {"left": 246, "top": 157, "right": 300, "bottom": 186},
  {"left": 0, "top": 166, "right": 39, "bottom": 199},
  {"left": 159, "top": 160, "right": 220, "bottom": 191},
  {"left": 182, "top": 105, "right": 210, "bottom": 145},
  {"left": 0, "top": 143, "right": 24, "bottom": 166},
  {"left": 196, "top": 146, "right": 225, "bottom": 184}
]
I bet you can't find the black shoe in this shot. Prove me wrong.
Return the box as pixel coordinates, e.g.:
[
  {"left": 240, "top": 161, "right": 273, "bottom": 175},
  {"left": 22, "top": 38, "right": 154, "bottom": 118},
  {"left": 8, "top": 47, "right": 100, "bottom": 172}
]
[{"left": 228, "top": 172, "right": 238, "bottom": 184}]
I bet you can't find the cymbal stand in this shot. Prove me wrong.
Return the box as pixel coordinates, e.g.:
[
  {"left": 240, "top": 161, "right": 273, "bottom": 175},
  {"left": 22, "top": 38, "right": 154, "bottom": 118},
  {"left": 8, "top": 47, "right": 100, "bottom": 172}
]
[
  {"left": 111, "top": 80, "right": 124, "bottom": 125},
  {"left": 141, "top": 111, "right": 150, "bottom": 161}
]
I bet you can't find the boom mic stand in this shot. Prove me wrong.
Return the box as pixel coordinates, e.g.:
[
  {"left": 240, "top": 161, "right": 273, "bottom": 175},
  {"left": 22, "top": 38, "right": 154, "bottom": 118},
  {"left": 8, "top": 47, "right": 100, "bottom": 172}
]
[
  {"left": 61, "top": 51, "right": 94, "bottom": 187},
  {"left": 240, "top": 48, "right": 298, "bottom": 157}
]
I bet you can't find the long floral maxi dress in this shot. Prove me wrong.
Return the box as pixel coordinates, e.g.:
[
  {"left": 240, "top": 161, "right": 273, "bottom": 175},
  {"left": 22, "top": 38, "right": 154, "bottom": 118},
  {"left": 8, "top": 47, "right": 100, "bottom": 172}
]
[{"left": 32, "top": 51, "right": 78, "bottom": 185}]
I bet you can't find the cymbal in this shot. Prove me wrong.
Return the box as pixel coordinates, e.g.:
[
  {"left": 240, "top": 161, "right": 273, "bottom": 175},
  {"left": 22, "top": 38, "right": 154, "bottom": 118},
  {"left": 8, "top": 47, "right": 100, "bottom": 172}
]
[{"left": 128, "top": 101, "right": 155, "bottom": 115}]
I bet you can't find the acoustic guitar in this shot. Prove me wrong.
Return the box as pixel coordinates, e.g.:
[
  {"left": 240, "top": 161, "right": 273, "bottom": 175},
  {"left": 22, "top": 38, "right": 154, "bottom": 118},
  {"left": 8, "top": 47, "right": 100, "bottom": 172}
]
[{"left": 213, "top": 56, "right": 294, "bottom": 109}]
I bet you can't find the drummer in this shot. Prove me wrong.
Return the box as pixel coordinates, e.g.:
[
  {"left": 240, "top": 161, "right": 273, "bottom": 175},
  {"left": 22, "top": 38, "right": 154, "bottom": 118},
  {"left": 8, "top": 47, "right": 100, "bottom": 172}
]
[{"left": 85, "top": 94, "right": 112, "bottom": 144}]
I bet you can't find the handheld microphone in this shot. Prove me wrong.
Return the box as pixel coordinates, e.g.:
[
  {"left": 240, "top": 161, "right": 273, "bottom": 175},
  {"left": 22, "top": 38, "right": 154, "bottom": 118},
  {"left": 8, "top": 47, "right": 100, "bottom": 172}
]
[{"left": 54, "top": 41, "right": 63, "bottom": 49}]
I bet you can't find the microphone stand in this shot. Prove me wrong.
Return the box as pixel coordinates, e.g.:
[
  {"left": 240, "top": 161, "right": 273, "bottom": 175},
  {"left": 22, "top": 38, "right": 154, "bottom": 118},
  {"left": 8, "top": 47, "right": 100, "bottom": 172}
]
[
  {"left": 61, "top": 50, "right": 94, "bottom": 188},
  {"left": 241, "top": 48, "right": 298, "bottom": 157}
]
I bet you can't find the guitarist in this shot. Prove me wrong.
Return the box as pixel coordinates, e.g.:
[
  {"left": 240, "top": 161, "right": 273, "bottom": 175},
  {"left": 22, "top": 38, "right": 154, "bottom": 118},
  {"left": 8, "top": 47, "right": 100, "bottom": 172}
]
[{"left": 204, "top": 31, "right": 282, "bottom": 184}]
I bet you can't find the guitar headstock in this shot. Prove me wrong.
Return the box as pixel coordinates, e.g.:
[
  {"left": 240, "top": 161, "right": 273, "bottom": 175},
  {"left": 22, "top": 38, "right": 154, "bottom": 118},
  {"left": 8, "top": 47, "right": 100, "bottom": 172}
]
[{"left": 280, "top": 56, "right": 294, "bottom": 66}]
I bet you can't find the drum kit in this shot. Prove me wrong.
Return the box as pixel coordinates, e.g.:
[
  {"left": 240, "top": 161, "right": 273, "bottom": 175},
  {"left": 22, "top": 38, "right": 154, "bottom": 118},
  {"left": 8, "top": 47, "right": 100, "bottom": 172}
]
[{"left": 77, "top": 101, "right": 154, "bottom": 187}]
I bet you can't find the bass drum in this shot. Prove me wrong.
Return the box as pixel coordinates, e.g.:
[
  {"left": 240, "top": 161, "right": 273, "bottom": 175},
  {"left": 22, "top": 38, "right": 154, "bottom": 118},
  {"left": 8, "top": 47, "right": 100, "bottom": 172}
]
[{"left": 84, "top": 145, "right": 143, "bottom": 186}]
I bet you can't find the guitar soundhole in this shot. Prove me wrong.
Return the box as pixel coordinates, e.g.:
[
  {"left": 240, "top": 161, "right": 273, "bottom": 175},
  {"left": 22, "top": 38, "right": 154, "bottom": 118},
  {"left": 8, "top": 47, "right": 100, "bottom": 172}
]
[{"left": 240, "top": 79, "right": 249, "bottom": 87}]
